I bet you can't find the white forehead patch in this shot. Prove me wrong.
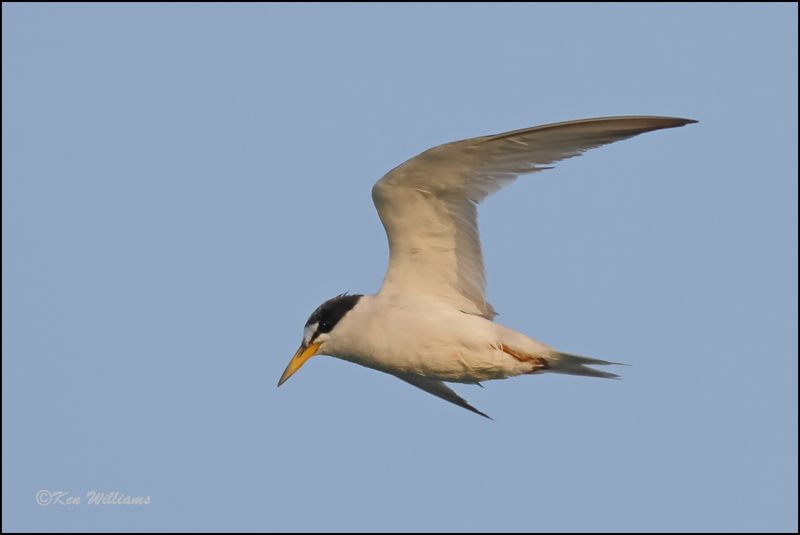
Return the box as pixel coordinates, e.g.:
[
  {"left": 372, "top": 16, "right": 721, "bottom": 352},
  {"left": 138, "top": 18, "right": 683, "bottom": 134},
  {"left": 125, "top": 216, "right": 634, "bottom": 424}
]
[{"left": 303, "top": 323, "right": 319, "bottom": 346}]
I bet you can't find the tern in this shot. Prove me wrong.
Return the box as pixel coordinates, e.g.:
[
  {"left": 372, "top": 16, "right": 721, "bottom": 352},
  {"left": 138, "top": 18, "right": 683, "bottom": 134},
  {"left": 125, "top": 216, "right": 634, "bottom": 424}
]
[{"left": 278, "top": 116, "right": 696, "bottom": 418}]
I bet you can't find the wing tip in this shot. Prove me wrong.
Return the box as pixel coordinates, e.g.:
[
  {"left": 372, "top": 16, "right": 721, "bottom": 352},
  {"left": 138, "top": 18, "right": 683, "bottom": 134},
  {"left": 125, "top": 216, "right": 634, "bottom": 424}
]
[
  {"left": 616, "top": 115, "right": 699, "bottom": 132},
  {"left": 466, "top": 403, "right": 494, "bottom": 420},
  {"left": 663, "top": 116, "right": 698, "bottom": 127}
]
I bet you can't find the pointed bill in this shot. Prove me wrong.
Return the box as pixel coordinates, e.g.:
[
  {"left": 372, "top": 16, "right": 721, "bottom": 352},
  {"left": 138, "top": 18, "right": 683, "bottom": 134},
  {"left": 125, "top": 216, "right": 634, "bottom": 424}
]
[{"left": 277, "top": 342, "right": 322, "bottom": 386}]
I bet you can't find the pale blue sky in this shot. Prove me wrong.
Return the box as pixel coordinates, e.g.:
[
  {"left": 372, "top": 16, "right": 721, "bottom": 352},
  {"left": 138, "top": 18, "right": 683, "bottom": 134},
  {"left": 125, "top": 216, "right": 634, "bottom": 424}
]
[{"left": 3, "top": 3, "right": 797, "bottom": 532}]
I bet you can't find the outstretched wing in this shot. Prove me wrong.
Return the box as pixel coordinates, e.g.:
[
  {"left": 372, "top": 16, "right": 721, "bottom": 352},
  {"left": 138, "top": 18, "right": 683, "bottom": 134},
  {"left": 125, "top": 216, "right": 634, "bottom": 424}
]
[
  {"left": 372, "top": 116, "right": 696, "bottom": 318},
  {"left": 398, "top": 374, "right": 492, "bottom": 420}
]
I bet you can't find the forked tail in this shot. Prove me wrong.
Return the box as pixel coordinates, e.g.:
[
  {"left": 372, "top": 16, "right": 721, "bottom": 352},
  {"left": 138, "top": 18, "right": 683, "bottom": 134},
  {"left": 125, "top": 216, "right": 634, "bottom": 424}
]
[{"left": 548, "top": 353, "right": 625, "bottom": 379}]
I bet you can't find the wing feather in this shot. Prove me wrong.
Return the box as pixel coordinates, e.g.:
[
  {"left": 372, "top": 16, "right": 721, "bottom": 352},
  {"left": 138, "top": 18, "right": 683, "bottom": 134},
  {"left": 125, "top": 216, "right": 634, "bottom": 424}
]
[
  {"left": 373, "top": 116, "right": 696, "bottom": 317},
  {"left": 398, "top": 374, "right": 492, "bottom": 419}
]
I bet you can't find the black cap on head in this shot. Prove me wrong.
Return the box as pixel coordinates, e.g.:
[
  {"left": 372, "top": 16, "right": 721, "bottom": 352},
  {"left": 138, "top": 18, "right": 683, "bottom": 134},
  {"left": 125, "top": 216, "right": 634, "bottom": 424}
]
[{"left": 306, "top": 293, "right": 363, "bottom": 339}]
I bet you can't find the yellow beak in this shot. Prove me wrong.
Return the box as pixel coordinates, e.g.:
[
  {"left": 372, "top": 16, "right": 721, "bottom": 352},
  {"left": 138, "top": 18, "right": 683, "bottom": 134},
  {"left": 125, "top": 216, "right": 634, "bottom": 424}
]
[{"left": 277, "top": 342, "right": 322, "bottom": 386}]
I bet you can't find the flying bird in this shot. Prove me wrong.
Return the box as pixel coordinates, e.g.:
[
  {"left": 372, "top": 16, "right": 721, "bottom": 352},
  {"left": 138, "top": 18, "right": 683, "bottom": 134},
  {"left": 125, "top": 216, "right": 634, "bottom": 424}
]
[{"left": 278, "top": 115, "right": 696, "bottom": 418}]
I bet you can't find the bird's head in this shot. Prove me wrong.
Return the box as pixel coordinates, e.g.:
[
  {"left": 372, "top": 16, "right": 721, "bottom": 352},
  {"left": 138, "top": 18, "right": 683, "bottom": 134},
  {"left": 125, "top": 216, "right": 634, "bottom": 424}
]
[{"left": 277, "top": 293, "right": 363, "bottom": 386}]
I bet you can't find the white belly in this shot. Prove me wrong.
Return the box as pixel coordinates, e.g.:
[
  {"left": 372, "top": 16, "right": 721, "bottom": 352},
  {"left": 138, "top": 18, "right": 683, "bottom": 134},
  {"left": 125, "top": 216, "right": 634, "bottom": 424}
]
[{"left": 322, "top": 294, "right": 555, "bottom": 382}]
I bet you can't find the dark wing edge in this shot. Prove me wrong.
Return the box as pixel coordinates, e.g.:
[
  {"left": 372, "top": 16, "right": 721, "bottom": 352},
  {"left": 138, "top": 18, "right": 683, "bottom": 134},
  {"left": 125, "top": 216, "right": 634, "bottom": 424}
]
[{"left": 398, "top": 374, "right": 493, "bottom": 420}]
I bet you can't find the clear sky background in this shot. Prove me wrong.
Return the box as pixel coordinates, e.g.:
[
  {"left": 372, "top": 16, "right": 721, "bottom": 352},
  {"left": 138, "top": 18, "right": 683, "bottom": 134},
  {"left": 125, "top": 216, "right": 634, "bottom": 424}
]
[{"left": 3, "top": 3, "right": 797, "bottom": 532}]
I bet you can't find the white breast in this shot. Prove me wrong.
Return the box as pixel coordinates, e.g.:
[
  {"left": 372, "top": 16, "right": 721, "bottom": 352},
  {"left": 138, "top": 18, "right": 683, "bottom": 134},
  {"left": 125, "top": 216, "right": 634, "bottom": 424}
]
[{"left": 322, "top": 295, "right": 554, "bottom": 382}]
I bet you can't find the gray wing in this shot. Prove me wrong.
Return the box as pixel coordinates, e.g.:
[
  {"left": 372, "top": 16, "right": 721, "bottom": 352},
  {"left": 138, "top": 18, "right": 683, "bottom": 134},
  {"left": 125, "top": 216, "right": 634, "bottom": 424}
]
[
  {"left": 398, "top": 374, "right": 492, "bottom": 420},
  {"left": 372, "top": 116, "right": 697, "bottom": 318}
]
